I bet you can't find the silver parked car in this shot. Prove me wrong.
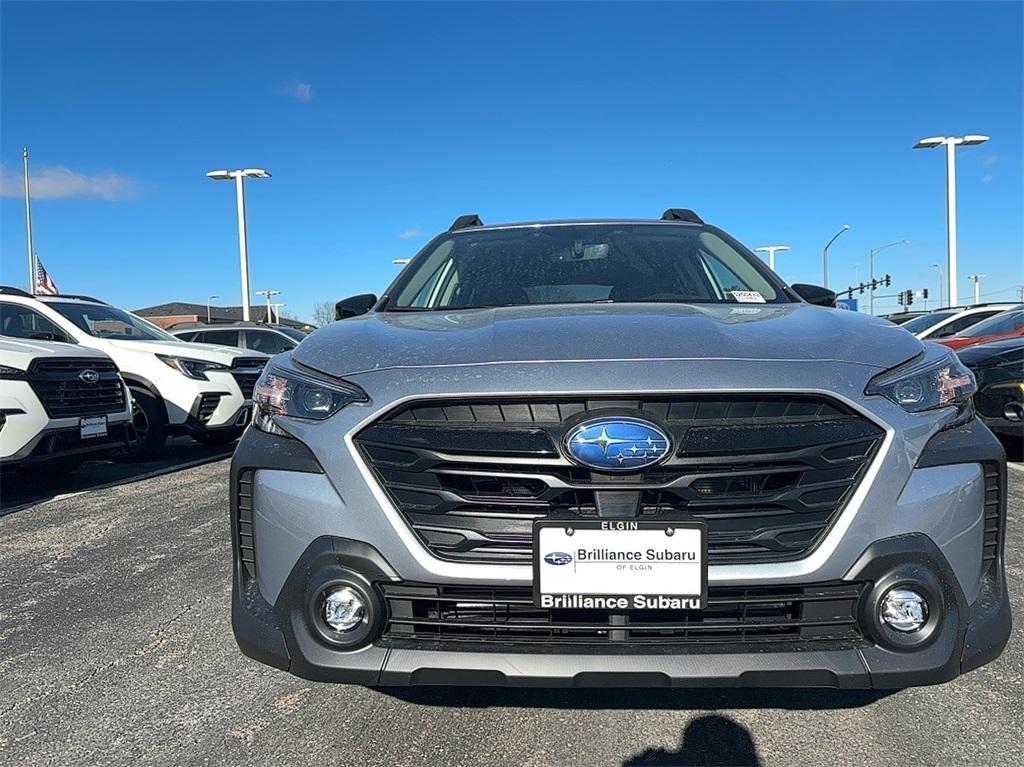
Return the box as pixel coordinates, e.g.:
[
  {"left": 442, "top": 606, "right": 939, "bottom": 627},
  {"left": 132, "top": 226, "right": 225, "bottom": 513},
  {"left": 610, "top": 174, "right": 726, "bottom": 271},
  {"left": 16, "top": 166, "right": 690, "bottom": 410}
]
[{"left": 230, "top": 210, "right": 1008, "bottom": 689}]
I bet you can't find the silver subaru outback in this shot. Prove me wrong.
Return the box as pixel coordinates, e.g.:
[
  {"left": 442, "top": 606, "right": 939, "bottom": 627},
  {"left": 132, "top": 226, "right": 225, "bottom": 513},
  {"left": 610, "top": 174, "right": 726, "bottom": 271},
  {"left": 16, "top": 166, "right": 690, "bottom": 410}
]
[{"left": 231, "top": 210, "right": 1009, "bottom": 688}]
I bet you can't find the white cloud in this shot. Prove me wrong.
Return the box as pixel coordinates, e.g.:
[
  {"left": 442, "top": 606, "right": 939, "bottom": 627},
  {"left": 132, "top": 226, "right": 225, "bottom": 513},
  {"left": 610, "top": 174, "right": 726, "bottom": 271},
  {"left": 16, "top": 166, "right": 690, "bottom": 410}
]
[
  {"left": 398, "top": 226, "right": 420, "bottom": 240},
  {"left": 983, "top": 154, "right": 998, "bottom": 167},
  {"left": 283, "top": 81, "right": 314, "bottom": 102},
  {"left": 0, "top": 164, "right": 136, "bottom": 200},
  {"left": 981, "top": 173, "right": 994, "bottom": 184}
]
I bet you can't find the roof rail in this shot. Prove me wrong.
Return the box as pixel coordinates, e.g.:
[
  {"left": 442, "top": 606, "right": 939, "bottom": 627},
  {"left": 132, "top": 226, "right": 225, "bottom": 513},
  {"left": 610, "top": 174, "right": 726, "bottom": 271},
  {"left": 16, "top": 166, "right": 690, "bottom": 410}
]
[
  {"left": 48, "top": 293, "right": 106, "bottom": 303},
  {"left": 0, "top": 286, "right": 33, "bottom": 297},
  {"left": 660, "top": 208, "right": 704, "bottom": 224},
  {"left": 449, "top": 214, "right": 483, "bottom": 232},
  {"left": 942, "top": 303, "right": 1019, "bottom": 311}
]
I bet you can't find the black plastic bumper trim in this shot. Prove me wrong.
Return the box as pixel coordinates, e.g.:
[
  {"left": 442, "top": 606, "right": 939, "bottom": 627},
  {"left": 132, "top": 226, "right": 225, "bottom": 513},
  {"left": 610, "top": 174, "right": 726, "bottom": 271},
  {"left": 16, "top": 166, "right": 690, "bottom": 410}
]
[{"left": 231, "top": 532, "right": 1010, "bottom": 688}]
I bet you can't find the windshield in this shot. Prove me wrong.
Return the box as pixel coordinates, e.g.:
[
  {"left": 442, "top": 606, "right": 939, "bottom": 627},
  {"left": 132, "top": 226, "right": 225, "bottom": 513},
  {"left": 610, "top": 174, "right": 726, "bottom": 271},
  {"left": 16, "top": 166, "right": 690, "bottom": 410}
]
[
  {"left": 956, "top": 309, "right": 1024, "bottom": 338},
  {"left": 278, "top": 327, "right": 309, "bottom": 341},
  {"left": 48, "top": 302, "right": 180, "bottom": 341},
  {"left": 387, "top": 224, "right": 790, "bottom": 310},
  {"left": 900, "top": 311, "right": 955, "bottom": 334}
]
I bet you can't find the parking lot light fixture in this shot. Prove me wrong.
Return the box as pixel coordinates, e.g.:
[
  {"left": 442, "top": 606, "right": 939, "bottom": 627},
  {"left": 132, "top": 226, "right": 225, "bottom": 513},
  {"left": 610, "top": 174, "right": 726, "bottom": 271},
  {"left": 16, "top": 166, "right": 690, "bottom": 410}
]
[
  {"left": 868, "top": 240, "right": 909, "bottom": 315},
  {"left": 256, "top": 289, "right": 280, "bottom": 324},
  {"left": 206, "top": 295, "right": 219, "bottom": 324},
  {"left": 967, "top": 274, "right": 987, "bottom": 305},
  {"left": 913, "top": 134, "right": 990, "bottom": 307},
  {"left": 754, "top": 245, "right": 790, "bottom": 271},
  {"left": 822, "top": 225, "right": 850, "bottom": 289},
  {"left": 206, "top": 168, "right": 272, "bottom": 321}
]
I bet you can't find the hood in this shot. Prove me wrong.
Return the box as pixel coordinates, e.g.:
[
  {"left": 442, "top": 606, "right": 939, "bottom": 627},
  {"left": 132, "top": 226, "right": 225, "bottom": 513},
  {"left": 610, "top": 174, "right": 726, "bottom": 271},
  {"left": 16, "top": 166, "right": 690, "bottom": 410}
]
[
  {"left": 104, "top": 338, "right": 268, "bottom": 363},
  {"left": 293, "top": 303, "right": 923, "bottom": 378},
  {"left": 0, "top": 338, "right": 112, "bottom": 370}
]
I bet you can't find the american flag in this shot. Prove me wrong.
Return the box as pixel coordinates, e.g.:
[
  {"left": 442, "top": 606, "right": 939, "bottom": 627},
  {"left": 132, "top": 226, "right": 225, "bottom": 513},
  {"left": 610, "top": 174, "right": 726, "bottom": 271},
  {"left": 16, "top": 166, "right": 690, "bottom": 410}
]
[{"left": 35, "top": 258, "right": 59, "bottom": 296}]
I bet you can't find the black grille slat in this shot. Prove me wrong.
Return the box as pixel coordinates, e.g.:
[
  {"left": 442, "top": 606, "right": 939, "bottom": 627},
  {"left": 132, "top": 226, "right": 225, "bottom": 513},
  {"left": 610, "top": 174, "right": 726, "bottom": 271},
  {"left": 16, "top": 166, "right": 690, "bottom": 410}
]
[
  {"left": 982, "top": 464, "right": 1003, "bottom": 564},
  {"left": 230, "top": 358, "right": 266, "bottom": 400},
  {"left": 355, "top": 395, "right": 884, "bottom": 565},
  {"left": 26, "top": 358, "right": 126, "bottom": 418},
  {"left": 380, "top": 582, "right": 865, "bottom": 649},
  {"left": 237, "top": 469, "right": 256, "bottom": 579}
]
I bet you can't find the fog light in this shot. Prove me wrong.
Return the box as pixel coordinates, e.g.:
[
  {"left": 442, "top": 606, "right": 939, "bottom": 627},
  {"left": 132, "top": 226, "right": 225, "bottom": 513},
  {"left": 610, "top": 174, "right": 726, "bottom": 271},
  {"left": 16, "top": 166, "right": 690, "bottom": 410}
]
[
  {"left": 322, "top": 586, "right": 366, "bottom": 633},
  {"left": 880, "top": 588, "right": 928, "bottom": 632}
]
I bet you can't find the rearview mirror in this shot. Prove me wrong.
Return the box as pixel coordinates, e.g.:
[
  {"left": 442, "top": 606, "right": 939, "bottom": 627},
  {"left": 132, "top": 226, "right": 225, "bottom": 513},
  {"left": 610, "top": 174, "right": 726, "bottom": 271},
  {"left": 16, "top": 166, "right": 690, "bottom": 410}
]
[
  {"left": 335, "top": 293, "right": 378, "bottom": 320},
  {"left": 791, "top": 283, "right": 837, "bottom": 308}
]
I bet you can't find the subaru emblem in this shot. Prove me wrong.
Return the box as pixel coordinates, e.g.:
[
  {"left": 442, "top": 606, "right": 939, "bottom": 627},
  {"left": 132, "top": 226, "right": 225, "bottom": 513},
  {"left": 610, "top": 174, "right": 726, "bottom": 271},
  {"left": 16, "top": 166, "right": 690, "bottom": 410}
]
[
  {"left": 564, "top": 417, "right": 671, "bottom": 472},
  {"left": 78, "top": 369, "right": 100, "bottom": 384},
  {"left": 543, "top": 551, "right": 573, "bottom": 566}
]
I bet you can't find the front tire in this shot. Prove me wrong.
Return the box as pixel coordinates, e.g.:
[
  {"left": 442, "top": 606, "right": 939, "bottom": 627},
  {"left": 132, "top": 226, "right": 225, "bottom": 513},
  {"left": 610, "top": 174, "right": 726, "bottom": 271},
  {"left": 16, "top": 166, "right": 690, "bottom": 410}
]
[{"left": 119, "top": 387, "right": 168, "bottom": 460}]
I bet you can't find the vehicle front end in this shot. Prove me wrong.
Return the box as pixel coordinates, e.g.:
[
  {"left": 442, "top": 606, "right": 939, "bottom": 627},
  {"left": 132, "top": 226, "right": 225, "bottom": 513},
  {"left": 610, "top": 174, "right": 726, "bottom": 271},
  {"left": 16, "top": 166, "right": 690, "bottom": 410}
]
[
  {"left": 958, "top": 340, "right": 1024, "bottom": 439},
  {"left": 0, "top": 340, "right": 135, "bottom": 469},
  {"left": 228, "top": 219, "right": 1010, "bottom": 689}
]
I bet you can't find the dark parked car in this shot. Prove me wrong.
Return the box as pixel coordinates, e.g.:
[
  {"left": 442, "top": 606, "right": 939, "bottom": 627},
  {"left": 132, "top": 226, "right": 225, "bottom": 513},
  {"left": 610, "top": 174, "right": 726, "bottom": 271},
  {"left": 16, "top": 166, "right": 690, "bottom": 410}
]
[
  {"left": 170, "top": 322, "right": 308, "bottom": 355},
  {"left": 957, "top": 338, "right": 1024, "bottom": 439}
]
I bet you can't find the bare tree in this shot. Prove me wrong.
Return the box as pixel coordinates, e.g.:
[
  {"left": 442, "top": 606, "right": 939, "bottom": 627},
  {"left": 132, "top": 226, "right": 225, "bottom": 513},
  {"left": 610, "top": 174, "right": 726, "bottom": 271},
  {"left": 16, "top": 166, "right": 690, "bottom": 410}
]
[{"left": 312, "top": 300, "right": 335, "bottom": 327}]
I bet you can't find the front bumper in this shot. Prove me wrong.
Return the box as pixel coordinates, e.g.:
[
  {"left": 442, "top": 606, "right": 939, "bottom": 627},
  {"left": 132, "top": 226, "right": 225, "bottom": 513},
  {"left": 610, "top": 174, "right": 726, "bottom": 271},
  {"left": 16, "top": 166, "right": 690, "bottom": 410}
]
[{"left": 229, "top": 421, "right": 1011, "bottom": 688}]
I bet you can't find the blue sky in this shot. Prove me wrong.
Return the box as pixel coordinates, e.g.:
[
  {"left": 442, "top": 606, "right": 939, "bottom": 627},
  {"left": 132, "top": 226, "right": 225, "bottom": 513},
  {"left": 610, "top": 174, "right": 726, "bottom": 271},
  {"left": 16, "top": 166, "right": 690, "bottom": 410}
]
[{"left": 2, "top": 1, "right": 1021, "bottom": 321}]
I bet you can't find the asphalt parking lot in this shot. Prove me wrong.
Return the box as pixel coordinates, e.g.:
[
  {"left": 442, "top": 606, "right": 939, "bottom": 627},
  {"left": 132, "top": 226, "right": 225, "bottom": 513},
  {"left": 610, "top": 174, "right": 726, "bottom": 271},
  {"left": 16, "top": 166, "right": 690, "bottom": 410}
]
[{"left": 1, "top": 446, "right": 1021, "bottom": 767}]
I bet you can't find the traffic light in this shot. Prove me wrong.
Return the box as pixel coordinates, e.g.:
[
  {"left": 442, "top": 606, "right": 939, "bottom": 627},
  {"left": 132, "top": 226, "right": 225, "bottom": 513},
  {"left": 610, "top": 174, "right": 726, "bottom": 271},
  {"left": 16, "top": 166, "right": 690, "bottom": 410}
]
[
  {"left": 884, "top": 274, "right": 891, "bottom": 287},
  {"left": 922, "top": 288, "right": 929, "bottom": 299},
  {"left": 898, "top": 291, "right": 905, "bottom": 306},
  {"left": 859, "top": 283, "right": 865, "bottom": 294},
  {"left": 905, "top": 289, "right": 914, "bottom": 306}
]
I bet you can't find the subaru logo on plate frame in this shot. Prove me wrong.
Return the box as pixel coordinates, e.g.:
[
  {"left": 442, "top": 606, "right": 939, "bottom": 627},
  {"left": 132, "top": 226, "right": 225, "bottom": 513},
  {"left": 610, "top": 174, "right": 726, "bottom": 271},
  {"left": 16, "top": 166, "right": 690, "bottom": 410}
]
[
  {"left": 543, "top": 552, "right": 573, "bottom": 566},
  {"left": 78, "top": 369, "right": 100, "bottom": 384},
  {"left": 563, "top": 417, "right": 672, "bottom": 472}
]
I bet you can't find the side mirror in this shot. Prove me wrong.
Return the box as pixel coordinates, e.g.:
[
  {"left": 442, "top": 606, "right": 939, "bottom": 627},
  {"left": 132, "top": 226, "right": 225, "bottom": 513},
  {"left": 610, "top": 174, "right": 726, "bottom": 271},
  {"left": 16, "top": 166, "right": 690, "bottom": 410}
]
[
  {"left": 791, "top": 283, "right": 837, "bottom": 308},
  {"left": 335, "top": 293, "right": 378, "bottom": 320}
]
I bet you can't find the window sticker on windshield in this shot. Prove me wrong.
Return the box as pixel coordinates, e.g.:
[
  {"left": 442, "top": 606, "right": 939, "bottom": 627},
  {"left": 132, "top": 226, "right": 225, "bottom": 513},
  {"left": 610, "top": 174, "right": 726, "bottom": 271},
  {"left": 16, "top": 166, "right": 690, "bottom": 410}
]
[{"left": 730, "top": 290, "right": 766, "bottom": 303}]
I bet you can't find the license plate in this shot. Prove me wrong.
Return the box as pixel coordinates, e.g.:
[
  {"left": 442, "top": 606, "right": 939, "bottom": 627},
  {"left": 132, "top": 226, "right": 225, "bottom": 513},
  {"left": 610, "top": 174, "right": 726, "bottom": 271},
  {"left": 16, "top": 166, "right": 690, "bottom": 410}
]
[
  {"left": 79, "top": 415, "right": 108, "bottom": 439},
  {"left": 533, "top": 519, "right": 707, "bottom": 610}
]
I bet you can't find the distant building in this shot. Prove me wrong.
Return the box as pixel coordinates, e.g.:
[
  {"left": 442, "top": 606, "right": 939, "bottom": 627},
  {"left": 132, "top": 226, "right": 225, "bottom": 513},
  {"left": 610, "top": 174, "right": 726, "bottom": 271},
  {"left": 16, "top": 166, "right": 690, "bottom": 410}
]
[{"left": 134, "top": 302, "right": 315, "bottom": 331}]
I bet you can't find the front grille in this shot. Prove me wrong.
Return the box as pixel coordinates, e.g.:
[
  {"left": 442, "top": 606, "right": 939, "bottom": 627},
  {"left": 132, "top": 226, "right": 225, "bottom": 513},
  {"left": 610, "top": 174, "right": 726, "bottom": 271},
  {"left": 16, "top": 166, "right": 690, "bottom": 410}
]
[
  {"left": 380, "top": 582, "right": 866, "bottom": 650},
  {"left": 354, "top": 395, "right": 885, "bottom": 565},
  {"left": 236, "top": 469, "right": 256, "bottom": 578},
  {"left": 230, "top": 358, "right": 265, "bottom": 400},
  {"left": 982, "top": 462, "right": 1004, "bottom": 565},
  {"left": 27, "top": 359, "right": 126, "bottom": 418}
]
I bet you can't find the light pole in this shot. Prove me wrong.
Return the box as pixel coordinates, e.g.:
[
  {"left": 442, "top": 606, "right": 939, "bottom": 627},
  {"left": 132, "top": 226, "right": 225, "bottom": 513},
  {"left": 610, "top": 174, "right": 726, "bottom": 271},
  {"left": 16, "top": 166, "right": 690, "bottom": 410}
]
[
  {"left": 256, "top": 289, "right": 280, "bottom": 324},
  {"left": 206, "top": 168, "right": 272, "bottom": 321},
  {"left": 913, "top": 134, "right": 990, "bottom": 308},
  {"left": 967, "top": 274, "right": 986, "bottom": 305},
  {"left": 821, "top": 225, "right": 850, "bottom": 289},
  {"left": 206, "top": 294, "right": 219, "bottom": 324},
  {"left": 271, "top": 302, "right": 285, "bottom": 323},
  {"left": 754, "top": 245, "right": 790, "bottom": 271},
  {"left": 868, "top": 240, "right": 909, "bottom": 315},
  {"left": 930, "top": 263, "right": 944, "bottom": 309}
]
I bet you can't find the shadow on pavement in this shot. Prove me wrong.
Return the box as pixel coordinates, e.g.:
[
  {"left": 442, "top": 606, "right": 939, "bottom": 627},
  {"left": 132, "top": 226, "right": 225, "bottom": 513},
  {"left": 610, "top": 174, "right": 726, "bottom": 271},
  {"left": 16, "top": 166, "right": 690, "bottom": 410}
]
[
  {"left": 380, "top": 686, "right": 894, "bottom": 711},
  {"left": 623, "top": 714, "right": 763, "bottom": 766},
  {"left": 0, "top": 436, "right": 234, "bottom": 515}
]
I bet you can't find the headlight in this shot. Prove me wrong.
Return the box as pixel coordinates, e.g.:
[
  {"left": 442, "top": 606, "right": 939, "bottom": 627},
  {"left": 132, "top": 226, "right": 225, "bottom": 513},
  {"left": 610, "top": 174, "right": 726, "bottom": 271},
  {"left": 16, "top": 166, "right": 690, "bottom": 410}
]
[
  {"left": 0, "top": 365, "right": 25, "bottom": 378},
  {"left": 156, "top": 354, "right": 230, "bottom": 380},
  {"left": 866, "top": 345, "right": 977, "bottom": 413},
  {"left": 252, "top": 364, "right": 367, "bottom": 434}
]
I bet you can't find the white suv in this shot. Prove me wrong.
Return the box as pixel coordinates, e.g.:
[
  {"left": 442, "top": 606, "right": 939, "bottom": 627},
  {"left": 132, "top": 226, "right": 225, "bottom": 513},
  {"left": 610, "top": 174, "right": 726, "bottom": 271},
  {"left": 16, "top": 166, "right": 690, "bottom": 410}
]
[
  {"left": 1, "top": 337, "right": 134, "bottom": 472},
  {"left": 0, "top": 288, "right": 268, "bottom": 457},
  {"left": 899, "top": 303, "right": 1017, "bottom": 341}
]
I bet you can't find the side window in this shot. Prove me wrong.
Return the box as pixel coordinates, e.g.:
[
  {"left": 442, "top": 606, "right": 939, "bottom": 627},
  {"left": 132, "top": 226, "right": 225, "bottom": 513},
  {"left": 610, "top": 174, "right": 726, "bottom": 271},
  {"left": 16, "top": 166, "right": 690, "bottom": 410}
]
[
  {"left": 0, "top": 303, "right": 70, "bottom": 342},
  {"left": 246, "top": 331, "right": 294, "bottom": 354},
  {"left": 204, "top": 330, "right": 240, "bottom": 347},
  {"left": 176, "top": 331, "right": 198, "bottom": 342},
  {"left": 939, "top": 312, "right": 999, "bottom": 336}
]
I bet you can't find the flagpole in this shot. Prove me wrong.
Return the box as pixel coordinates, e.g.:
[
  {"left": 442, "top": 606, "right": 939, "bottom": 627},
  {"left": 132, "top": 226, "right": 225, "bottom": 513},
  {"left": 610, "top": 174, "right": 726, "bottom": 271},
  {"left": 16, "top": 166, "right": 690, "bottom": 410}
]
[{"left": 23, "top": 148, "right": 36, "bottom": 295}]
